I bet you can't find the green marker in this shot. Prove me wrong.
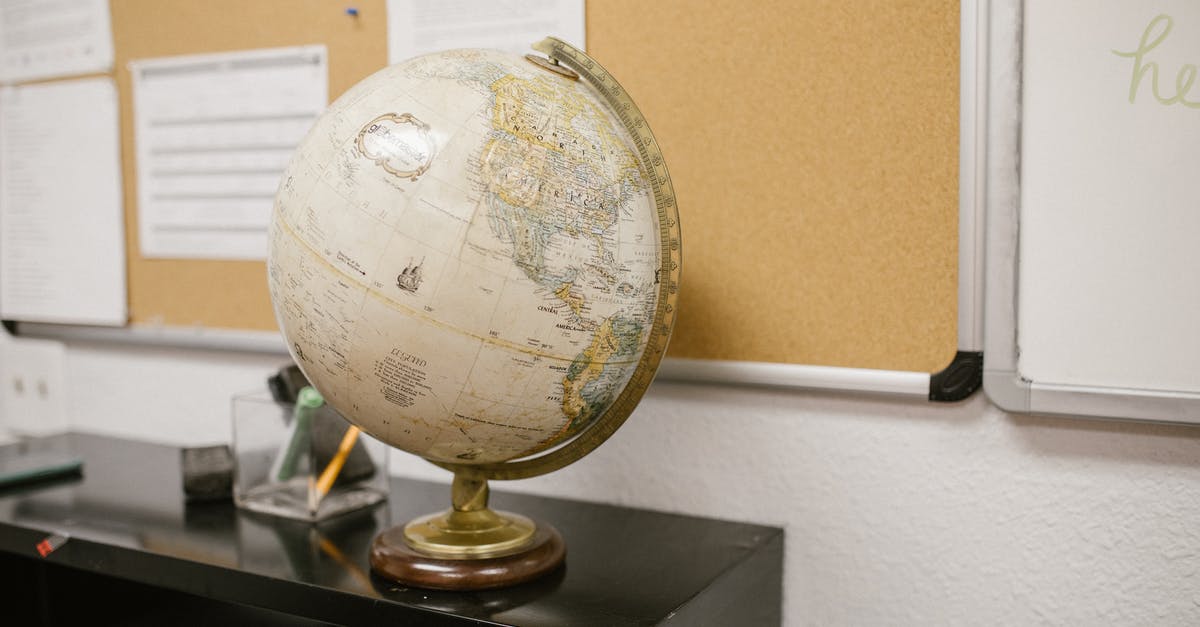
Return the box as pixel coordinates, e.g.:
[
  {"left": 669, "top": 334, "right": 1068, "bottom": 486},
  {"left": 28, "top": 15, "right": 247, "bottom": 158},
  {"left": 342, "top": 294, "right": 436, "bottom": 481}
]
[{"left": 271, "top": 386, "right": 324, "bottom": 482}]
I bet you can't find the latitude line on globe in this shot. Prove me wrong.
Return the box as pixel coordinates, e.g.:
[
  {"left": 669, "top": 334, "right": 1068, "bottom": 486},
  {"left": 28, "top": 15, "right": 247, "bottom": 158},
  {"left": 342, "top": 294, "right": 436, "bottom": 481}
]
[{"left": 273, "top": 212, "right": 641, "bottom": 366}]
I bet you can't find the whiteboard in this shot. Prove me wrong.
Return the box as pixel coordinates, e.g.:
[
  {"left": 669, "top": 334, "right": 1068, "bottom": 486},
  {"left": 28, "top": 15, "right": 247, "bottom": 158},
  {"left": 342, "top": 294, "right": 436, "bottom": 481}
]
[{"left": 983, "top": 0, "right": 1200, "bottom": 422}]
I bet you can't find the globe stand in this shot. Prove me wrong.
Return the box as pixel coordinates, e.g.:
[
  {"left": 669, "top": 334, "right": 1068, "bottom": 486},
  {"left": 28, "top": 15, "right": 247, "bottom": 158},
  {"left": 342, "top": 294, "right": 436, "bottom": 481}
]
[{"left": 369, "top": 474, "right": 565, "bottom": 590}]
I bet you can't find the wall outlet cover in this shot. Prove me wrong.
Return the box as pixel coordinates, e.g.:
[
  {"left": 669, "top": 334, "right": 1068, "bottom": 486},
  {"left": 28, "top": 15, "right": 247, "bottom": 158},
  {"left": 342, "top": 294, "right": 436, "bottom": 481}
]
[{"left": 0, "top": 337, "right": 68, "bottom": 435}]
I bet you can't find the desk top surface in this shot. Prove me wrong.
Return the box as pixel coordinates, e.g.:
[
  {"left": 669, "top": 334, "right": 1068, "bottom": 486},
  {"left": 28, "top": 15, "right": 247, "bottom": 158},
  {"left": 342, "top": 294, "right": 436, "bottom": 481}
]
[{"left": 0, "top": 433, "right": 782, "bottom": 626}]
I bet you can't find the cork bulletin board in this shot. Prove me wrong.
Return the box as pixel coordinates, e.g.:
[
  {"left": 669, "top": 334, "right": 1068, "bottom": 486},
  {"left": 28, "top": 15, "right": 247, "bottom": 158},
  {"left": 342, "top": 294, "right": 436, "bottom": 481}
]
[{"left": 105, "top": 0, "right": 960, "bottom": 373}]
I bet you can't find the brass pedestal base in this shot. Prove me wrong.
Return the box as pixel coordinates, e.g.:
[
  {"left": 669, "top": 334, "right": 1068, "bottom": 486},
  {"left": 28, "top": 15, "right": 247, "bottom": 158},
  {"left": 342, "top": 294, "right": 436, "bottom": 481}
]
[{"left": 369, "top": 475, "right": 566, "bottom": 590}]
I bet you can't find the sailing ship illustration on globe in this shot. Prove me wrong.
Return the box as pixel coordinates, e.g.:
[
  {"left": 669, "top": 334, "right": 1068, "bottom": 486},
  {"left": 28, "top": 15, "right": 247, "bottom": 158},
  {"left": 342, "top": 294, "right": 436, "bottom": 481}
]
[{"left": 396, "top": 257, "right": 424, "bottom": 293}]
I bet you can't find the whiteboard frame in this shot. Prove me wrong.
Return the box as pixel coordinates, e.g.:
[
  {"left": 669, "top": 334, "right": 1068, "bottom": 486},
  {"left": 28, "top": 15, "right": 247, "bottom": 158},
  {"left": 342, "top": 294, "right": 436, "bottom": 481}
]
[
  {"left": 980, "top": 0, "right": 1200, "bottom": 423},
  {"left": 8, "top": 0, "right": 988, "bottom": 401}
]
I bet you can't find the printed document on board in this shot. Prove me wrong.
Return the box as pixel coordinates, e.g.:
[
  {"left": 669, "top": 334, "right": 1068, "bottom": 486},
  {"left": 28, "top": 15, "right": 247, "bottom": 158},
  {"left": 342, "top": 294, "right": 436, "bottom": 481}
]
[
  {"left": 0, "top": 0, "right": 114, "bottom": 83},
  {"left": 130, "top": 45, "right": 328, "bottom": 260},
  {"left": 0, "top": 78, "right": 126, "bottom": 325},
  {"left": 387, "top": 0, "right": 585, "bottom": 63}
]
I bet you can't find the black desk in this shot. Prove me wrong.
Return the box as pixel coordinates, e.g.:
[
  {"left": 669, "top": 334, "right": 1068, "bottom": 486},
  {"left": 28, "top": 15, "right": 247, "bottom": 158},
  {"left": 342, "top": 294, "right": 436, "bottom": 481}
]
[{"left": 0, "top": 434, "right": 782, "bottom": 626}]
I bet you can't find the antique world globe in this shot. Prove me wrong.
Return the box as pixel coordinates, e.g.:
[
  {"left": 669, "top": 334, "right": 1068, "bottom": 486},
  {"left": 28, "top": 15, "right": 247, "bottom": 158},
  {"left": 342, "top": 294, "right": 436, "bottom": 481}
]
[{"left": 267, "top": 38, "right": 680, "bottom": 589}]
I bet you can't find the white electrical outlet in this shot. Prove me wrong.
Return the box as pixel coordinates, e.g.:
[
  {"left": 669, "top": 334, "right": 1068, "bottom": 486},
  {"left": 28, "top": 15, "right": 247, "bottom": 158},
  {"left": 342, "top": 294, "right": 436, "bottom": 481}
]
[{"left": 0, "top": 337, "right": 67, "bottom": 436}]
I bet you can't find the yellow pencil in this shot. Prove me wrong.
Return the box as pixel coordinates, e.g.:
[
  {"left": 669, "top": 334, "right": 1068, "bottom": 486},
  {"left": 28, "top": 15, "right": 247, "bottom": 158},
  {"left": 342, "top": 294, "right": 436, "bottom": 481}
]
[{"left": 314, "top": 425, "right": 361, "bottom": 499}]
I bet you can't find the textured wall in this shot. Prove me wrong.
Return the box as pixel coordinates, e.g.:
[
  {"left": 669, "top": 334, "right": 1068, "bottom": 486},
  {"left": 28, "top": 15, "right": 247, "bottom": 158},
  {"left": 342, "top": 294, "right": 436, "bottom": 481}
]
[{"left": 23, "top": 342, "right": 1200, "bottom": 625}]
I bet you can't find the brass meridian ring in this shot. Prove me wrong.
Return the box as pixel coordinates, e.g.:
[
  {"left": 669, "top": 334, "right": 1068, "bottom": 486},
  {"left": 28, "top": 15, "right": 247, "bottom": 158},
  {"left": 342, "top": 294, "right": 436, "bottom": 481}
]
[{"left": 433, "top": 37, "right": 682, "bottom": 481}]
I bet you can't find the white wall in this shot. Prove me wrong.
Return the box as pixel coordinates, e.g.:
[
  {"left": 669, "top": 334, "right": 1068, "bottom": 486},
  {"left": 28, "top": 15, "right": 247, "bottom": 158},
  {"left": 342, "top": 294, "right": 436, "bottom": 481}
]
[{"left": 7, "top": 339, "right": 1198, "bottom": 626}]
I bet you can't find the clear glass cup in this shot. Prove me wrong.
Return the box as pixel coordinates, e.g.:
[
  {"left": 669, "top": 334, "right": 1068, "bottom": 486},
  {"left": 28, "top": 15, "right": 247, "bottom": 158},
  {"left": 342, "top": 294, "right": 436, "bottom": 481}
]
[{"left": 232, "top": 390, "right": 388, "bottom": 521}]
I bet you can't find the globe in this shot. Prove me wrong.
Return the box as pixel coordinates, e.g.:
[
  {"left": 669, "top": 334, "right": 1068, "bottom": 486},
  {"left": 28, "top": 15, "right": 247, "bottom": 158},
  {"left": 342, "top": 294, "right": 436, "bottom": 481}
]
[{"left": 266, "top": 38, "right": 680, "bottom": 588}]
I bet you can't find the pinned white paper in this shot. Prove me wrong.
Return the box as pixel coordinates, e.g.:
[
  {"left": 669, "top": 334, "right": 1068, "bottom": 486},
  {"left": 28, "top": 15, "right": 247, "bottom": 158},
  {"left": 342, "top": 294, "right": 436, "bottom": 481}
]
[
  {"left": 0, "top": 0, "right": 115, "bottom": 83},
  {"left": 130, "top": 45, "right": 328, "bottom": 260},
  {"left": 0, "top": 78, "right": 126, "bottom": 325},
  {"left": 386, "top": 0, "right": 585, "bottom": 64}
]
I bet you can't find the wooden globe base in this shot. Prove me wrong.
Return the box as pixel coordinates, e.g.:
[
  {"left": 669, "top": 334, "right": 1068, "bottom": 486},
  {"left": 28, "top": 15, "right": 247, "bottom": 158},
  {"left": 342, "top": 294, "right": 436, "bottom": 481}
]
[
  {"left": 369, "top": 474, "right": 565, "bottom": 590},
  {"left": 370, "top": 521, "right": 565, "bottom": 590}
]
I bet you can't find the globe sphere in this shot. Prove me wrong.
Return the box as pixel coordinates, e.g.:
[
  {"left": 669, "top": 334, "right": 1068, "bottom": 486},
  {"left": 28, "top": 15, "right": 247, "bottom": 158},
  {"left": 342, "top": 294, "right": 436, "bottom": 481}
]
[{"left": 267, "top": 47, "right": 675, "bottom": 470}]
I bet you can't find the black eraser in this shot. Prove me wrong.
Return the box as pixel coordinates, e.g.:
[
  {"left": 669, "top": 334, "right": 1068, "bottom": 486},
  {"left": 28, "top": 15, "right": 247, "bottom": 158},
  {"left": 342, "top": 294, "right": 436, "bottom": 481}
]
[{"left": 181, "top": 445, "right": 234, "bottom": 502}]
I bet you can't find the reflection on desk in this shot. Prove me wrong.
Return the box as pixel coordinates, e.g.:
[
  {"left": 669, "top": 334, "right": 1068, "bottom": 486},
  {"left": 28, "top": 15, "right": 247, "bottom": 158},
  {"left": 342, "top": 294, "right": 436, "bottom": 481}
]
[{"left": 0, "top": 433, "right": 783, "bottom": 626}]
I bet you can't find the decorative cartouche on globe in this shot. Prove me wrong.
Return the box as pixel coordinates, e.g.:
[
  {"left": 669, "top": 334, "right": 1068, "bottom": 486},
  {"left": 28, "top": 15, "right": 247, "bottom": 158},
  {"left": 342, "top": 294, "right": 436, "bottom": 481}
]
[{"left": 267, "top": 37, "right": 680, "bottom": 589}]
